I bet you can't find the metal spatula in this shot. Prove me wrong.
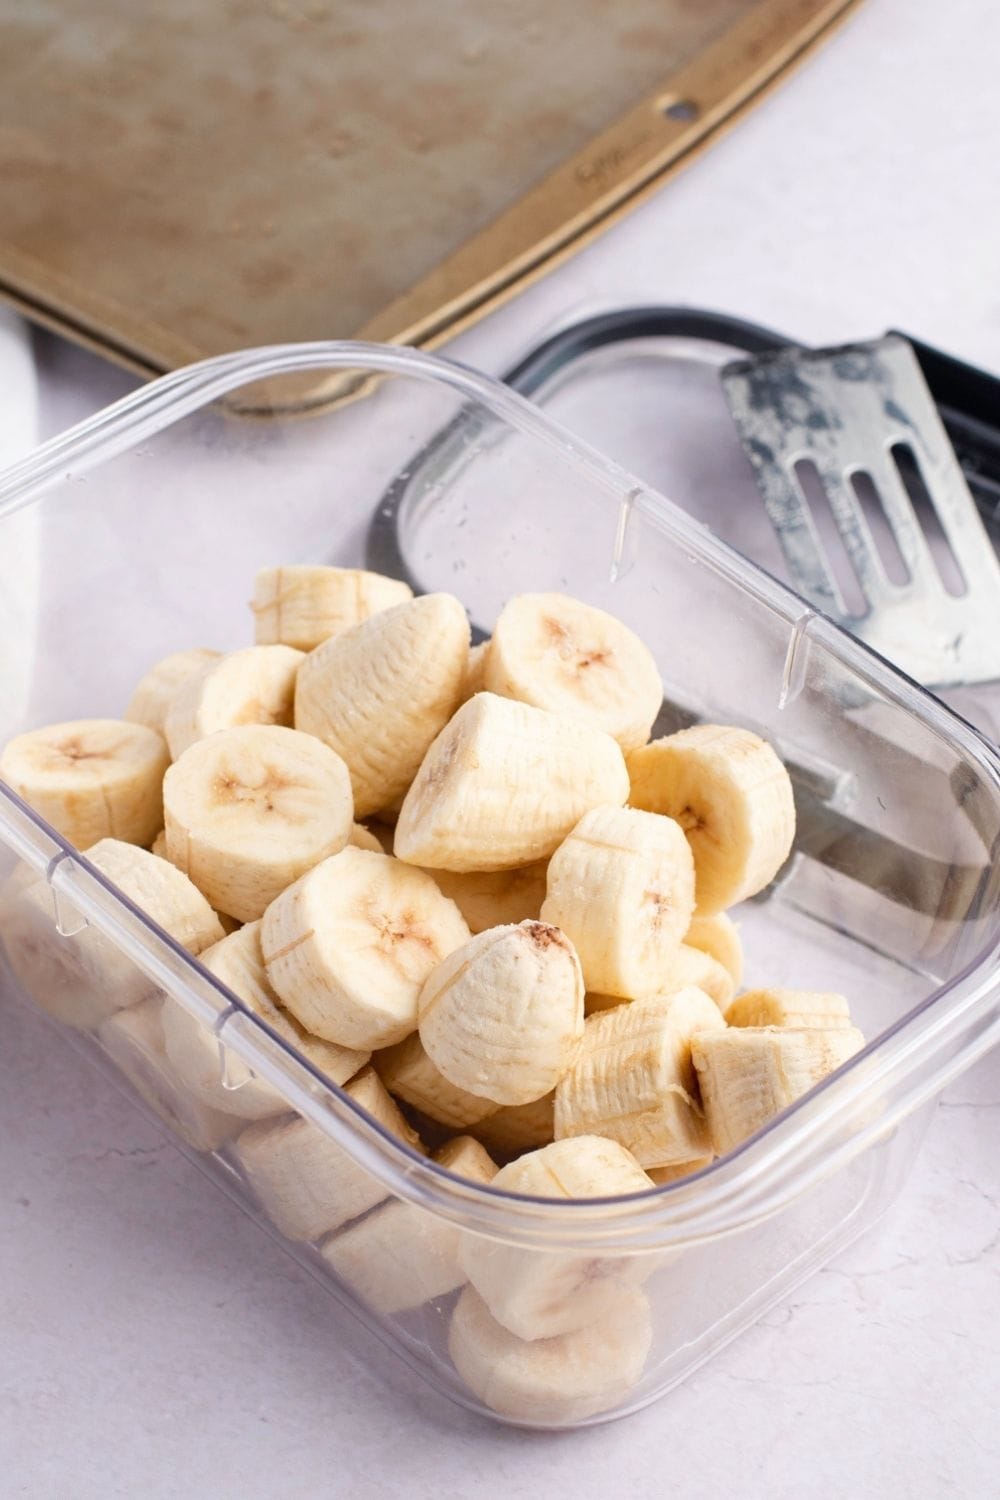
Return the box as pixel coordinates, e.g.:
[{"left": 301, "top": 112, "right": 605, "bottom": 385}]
[{"left": 721, "top": 334, "right": 1000, "bottom": 688}]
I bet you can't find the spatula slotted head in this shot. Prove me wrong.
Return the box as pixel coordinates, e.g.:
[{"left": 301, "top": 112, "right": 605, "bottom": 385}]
[{"left": 722, "top": 335, "right": 1000, "bottom": 687}]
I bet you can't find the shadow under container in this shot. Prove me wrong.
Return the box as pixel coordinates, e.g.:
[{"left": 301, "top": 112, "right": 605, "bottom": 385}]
[{"left": 0, "top": 343, "right": 999, "bottom": 1428}]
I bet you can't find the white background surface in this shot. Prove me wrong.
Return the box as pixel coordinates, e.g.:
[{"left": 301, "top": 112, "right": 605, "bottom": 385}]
[{"left": 3, "top": 0, "right": 1000, "bottom": 1494}]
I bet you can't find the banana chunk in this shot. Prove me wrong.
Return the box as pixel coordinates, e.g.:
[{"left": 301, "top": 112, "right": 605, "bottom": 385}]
[
  {"left": 426, "top": 860, "right": 548, "bottom": 934},
  {"left": 647, "top": 1157, "right": 714, "bottom": 1185},
  {"left": 375, "top": 1033, "right": 499, "bottom": 1130},
  {"left": 585, "top": 944, "right": 733, "bottom": 1015},
  {"left": 684, "top": 911, "right": 744, "bottom": 988},
  {"left": 234, "top": 1065, "right": 424, "bottom": 1241},
  {"left": 164, "top": 645, "right": 304, "bottom": 760},
  {"left": 449, "top": 1284, "right": 652, "bottom": 1425},
  {"left": 0, "top": 718, "right": 169, "bottom": 850},
  {"left": 163, "top": 723, "right": 353, "bottom": 923},
  {"left": 555, "top": 987, "right": 725, "bottom": 1168},
  {"left": 459, "top": 1137, "right": 654, "bottom": 1340},
  {"left": 319, "top": 1135, "right": 497, "bottom": 1316},
  {"left": 470, "top": 1093, "right": 555, "bottom": 1160},
  {"left": 395, "top": 693, "right": 629, "bottom": 872},
  {"left": 485, "top": 592, "right": 663, "bottom": 751},
  {"left": 294, "top": 593, "right": 469, "bottom": 818},
  {"left": 348, "top": 822, "right": 383, "bottom": 853},
  {"left": 627, "top": 724, "right": 795, "bottom": 915},
  {"left": 724, "top": 987, "right": 853, "bottom": 1030},
  {"left": 252, "top": 565, "right": 412, "bottom": 651},
  {"left": 161, "top": 921, "right": 368, "bottom": 1121},
  {"left": 1, "top": 839, "right": 223, "bottom": 1030},
  {"left": 98, "top": 997, "right": 241, "bottom": 1152},
  {"left": 458, "top": 639, "right": 491, "bottom": 704},
  {"left": 540, "top": 805, "right": 695, "bottom": 999},
  {"left": 418, "top": 922, "right": 585, "bottom": 1107},
  {"left": 124, "top": 648, "right": 221, "bottom": 733},
  {"left": 262, "top": 847, "right": 471, "bottom": 1050},
  {"left": 692, "top": 1025, "right": 866, "bottom": 1156}
]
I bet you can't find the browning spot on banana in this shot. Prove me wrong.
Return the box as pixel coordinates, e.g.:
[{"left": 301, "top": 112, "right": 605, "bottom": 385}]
[
  {"left": 524, "top": 920, "right": 568, "bottom": 952},
  {"left": 54, "top": 737, "right": 116, "bottom": 764}
]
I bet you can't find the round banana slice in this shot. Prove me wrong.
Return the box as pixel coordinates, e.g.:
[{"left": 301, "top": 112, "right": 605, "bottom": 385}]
[
  {"left": 252, "top": 565, "right": 413, "bottom": 651},
  {"left": 724, "top": 987, "right": 853, "bottom": 1030},
  {"left": 627, "top": 724, "right": 796, "bottom": 915},
  {"left": 0, "top": 718, "right": 169, "bottom": 850},
  {"left": 124, "top": 648, "right": 220, "bottom": 733},
  {"left": 0, "top": 838, "right": 223, "bottom": 1030},
  {"left": 449, "top": 1284, "right": 652, "bottom": 1425},
  {"left": 554, "top": 987, "right": 725, "bottom": 1169},
  {"left": 374, "top": 1033, "right": 500, "bottom": 1130},
  {"left": 540, "top": 805, "right": 695, "bottom": 999},
  {"left": 394, "top": 693, "right": 629, "bottom": 872},
  {"left": 484, "top": 592, "right": 663, "bottom": 750},
  {"left": 161, "top": 921, "right": 369, "bottom": 1121},
  {"left": 426, "top": 860, "right": 548, "bottom": 934},
  {"left": 234, "top": 1064, "right": 424, "bottom": 1241},
  {"left": 459, "top": 1136, "right": 655, "bottom": 1340},
  {"left": 163, "top": 723, "right": 353, "bottom": 923},
  {"left": 164, "top": 645, "right": 304, "bottom": 760},
  {"left": 684, "top": 911, "right": 744, "bottom": 988},
  {"left": 261, "top": 847, "right": 471, "bottom": 1050},
  {"left": 418, "top": 921, "right": 585, "bottom": 1107},
  {"left": 294, "top": 592, "right": 470, "bottom": 818}
]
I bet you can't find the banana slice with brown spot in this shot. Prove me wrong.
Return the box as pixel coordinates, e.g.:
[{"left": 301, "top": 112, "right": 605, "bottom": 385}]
[
  {"left": 485, "top": 592, "right": 663, "bottom": 751},
  {"left": 252, "top": 565, "right": 412, "bottom": 651},
  {"left": 0, "top": 718, "right": 169, "bottom": 850},
  {"left": 262, "top": 847, "right": 471, "bottom": 1050},
  {"left": 627, "top": 724, "right": 795, "bottom": 915},
  {"left": 418, "top": 921, "right": 585, "bottom": 1107},
  {"left": 394, "top": 693, "right": 629, "bottom": 873},
  {"left": 163, "top": 723, "right": 353, "bottom": 923}
]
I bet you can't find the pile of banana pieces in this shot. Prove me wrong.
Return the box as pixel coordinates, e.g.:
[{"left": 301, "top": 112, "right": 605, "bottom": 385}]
[{"left": 0, "top": 567, "right": 865, "bottom": 1422}]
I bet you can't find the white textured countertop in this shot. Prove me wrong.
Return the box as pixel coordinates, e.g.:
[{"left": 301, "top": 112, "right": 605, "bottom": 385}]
[{"left": 3, "top": 0, "right": 999, "bottom": 1494}]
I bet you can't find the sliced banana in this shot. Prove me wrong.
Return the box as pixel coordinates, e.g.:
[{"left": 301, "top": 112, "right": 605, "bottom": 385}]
[
  {"left": 163, "top": 723, "right": 353, "bottom": 923},
  {"left": 394, "top": 693, "right": 629, "bottom": 873},
  {"left": 294, "top": 593, "right": 469, "bottom": 818},
  {"left": 691, "top": 1025, "right": 866, "bottom": 1156},
  {"left": 124, "top": 648, "right": 220, "bottom": 733},
  {"left": 459, "top": 1136, "right": 654, "bottom": 1340},
  {"left": 234, "top": 1065, "right": 424, "bottom": 1241},
  {"left": 540, "top": 805, "right": 695, "bottom": 999},
  {"left": 484, "top": 592, "right": 663, "bottom": 751},
  {"left": 0, "top": 718, "right": 169, "bottom": 850},
  {"left": 375, "top": 1033, "right": 500, "bottom": 1130},
  {"left": 0, "top": 838, "right": 223, "bottom": 1030},
  {"left": 319, "top": 1135, "right": 497, "bottom": 1316},
  {"left": 262, "top": 847, "right": 471, "bottom": 1050},
  {"left": 554, "top": 987, "right": 725, "bottom": 1168},
  {"left": 724, "top": 987, "right": 853, "bottom": 1029},
  {"left": 161, "top": 921, "right": 368, "bottom": 1121},
  {"left": 426, "top": 860, "right": 548, "bottom": 934},
  {"left": 627, "top": 724, "right": 795, "bottom": 915},
  {"left": 348, "top": 822, "right": 383, "bottom": 853},
  {"left": 252, "top": 565, "right": 413, "bottom": 651},
  {"left": 98, "top": 997, "right": 241, "bottom": 1152},
  {"left": 684, "top": 911, "right": 744, "bottom": 988},
  {"left": 471, "top": 1093, "right": 555, "bottom": 1160},
  {"left": 418, "top": 921, "right": 585, "bottom": 1107},
  {"left": 164, "top": 645, "right": 304, "bottom": 760},
  {"left": 458, "top": 639, "right": 491, "bottom": 704},
  {"left": 449, "top": 1284, "right": 652, "bottom": 1425},
  {"left": 584, "top": 943, "right": 733, "bottom": 1013}
]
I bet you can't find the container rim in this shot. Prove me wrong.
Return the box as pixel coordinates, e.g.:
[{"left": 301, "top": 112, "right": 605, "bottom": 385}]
[{"left": 1, "top": 338, "right": 999, "bottom": 1251}]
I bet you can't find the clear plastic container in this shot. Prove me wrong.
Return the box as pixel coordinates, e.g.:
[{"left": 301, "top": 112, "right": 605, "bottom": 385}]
[{"left": 1, "top": 342, "right": 999, "bottom": 1430}]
